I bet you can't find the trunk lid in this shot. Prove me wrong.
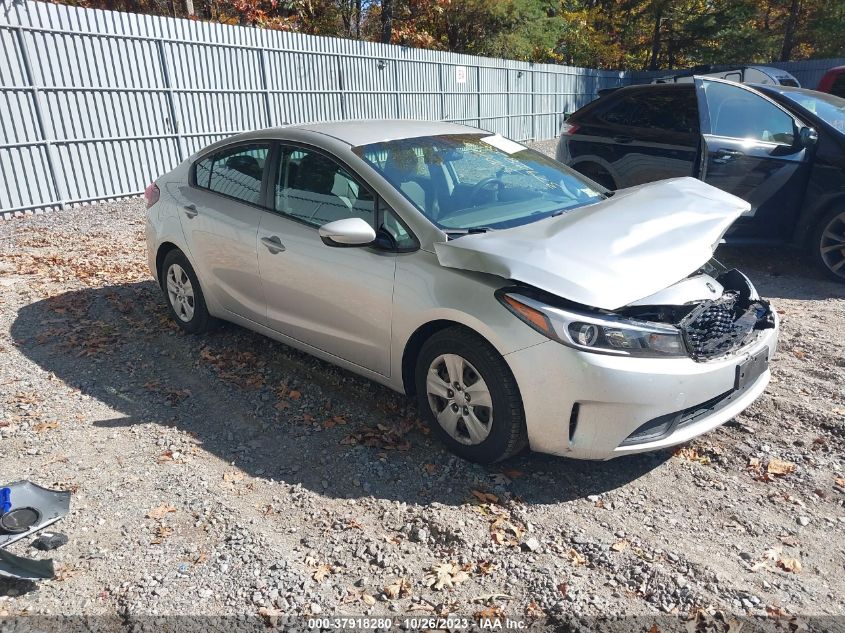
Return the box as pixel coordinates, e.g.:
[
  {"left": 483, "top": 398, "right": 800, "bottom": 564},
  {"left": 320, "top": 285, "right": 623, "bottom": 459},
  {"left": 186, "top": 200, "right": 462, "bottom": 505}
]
[{"left": 433, "top": 177, "right": 750, "bottom": 310}]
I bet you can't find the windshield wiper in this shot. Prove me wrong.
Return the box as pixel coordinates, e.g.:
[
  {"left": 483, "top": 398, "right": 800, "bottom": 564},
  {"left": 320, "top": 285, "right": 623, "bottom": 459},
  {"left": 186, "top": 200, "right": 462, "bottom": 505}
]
[{"left": 443, "top": 227, "right": 494, "bottom": 238}]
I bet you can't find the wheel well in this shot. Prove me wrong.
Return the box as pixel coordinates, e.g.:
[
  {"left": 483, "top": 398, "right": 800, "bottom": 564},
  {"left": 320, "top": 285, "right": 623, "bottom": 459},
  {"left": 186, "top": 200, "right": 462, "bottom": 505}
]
[
  {"left": 575, "top": 161, "right": 616, "bottom": 190},
  {"left": 155, "top": 242, "right": 180, "bottom": 287},
  {"left": 402, "top": 320, "right": 477, "bottom": 396}
]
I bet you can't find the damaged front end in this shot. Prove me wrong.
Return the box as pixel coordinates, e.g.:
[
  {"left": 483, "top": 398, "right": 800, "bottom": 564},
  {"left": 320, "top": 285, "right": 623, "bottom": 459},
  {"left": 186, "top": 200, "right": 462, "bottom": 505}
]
[
  {"left": 618, "top": 261, "right": 776, "bottom": 362},
  {"left": 499, "top": 259, "right": 775, "bottom": 362}
]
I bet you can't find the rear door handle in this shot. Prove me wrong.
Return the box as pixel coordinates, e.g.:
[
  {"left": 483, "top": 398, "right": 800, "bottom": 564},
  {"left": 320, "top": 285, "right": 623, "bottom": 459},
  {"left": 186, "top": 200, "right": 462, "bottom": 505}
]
[
  {"left": 612, "top": 135, "right": 634, "bottom": 144},
  {"left": 183, "top": 204, "right": 198, "bottom": 218},
  {"left": 261, "top": 235, "right": 285, "bottom": 254}
]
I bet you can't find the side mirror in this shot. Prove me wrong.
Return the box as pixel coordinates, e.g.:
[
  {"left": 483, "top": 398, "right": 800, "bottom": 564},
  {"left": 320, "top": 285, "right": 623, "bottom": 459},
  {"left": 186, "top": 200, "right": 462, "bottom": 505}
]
[
  {"left": 799, "top": 126, "right": 818, "bottom": 147},
  {"left": 318, "top": 217, "right": 376, "bottom": 247}
]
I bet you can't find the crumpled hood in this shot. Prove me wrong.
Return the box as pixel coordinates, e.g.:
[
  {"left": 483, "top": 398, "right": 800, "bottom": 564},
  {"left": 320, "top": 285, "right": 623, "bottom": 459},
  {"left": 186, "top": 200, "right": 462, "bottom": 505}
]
[{"left": 434, "top": 177, "right": 750, "bottom": 310}]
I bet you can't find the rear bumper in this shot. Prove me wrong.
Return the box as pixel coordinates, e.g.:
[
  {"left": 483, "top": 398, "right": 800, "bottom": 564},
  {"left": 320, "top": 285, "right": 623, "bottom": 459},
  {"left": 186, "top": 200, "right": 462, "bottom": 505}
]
[{"left": 504, "top": 319, "right": 778, "bottom": 460}]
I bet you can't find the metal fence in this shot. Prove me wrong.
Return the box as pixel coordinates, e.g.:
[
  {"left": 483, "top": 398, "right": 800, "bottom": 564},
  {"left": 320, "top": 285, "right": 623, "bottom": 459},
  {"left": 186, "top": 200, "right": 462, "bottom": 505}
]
[
  {"left": 0, "top": 0, "right": 632, "bottom": 216},
  {"left": 2, "top": 1, "right": 841, "bottom": 217}
]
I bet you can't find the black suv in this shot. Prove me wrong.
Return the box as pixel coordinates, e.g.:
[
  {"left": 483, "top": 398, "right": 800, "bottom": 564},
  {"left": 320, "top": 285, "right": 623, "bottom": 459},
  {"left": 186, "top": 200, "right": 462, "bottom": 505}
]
[{"left": 557, "top": 78, "right": 845, "bottom": 281}]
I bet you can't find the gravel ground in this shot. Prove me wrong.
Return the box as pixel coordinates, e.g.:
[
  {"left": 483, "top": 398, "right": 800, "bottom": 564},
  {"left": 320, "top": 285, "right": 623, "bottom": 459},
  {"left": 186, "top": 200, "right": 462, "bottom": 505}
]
[{"left": 1, "top": 142, "right": 844, "bottom": 630}]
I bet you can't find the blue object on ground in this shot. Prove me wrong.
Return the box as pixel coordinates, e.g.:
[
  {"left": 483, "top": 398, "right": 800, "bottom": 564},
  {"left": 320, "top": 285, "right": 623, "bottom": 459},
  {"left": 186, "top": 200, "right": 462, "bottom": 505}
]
[{"left": 0, "top": 488, "right": 11, "bottom": 515}]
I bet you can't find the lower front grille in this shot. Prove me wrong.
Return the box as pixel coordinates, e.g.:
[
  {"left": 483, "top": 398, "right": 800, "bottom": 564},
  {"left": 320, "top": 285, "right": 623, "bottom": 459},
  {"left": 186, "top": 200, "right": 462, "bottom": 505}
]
[{"left": 620, "top": 389, "right": 735, "bottom": 447}]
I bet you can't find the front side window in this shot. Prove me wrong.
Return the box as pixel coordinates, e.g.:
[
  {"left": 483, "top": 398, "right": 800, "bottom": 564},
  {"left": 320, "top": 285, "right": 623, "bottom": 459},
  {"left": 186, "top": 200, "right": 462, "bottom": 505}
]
[
  {"left": 194, "top": 144, "right": 269, "bottom": 206},
  {"left": 703, "top": 81, "right": 796, "bottom": 145},
  {"left": 275, "top": 148, "right": 375, "bottom": 227},
  {"left": 354, "top": 134, "right": 603, "bottom": 232}
]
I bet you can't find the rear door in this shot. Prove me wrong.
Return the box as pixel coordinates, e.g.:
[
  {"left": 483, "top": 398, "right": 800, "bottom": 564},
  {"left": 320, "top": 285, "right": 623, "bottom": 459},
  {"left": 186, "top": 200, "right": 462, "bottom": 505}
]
[
  {"left": 570, "top": 87, "right": 700, "bottom": 188},
  {"left": 694, "top": 77, "right": 813, "bottom": 239},
  {"left": 180, "top": 142, "right": 270, "bottom": 323}
]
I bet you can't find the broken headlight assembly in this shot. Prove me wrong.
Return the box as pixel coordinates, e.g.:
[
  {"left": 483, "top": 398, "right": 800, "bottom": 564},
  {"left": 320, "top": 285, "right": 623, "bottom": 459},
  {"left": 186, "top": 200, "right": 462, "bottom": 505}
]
[{"left": 498, "top": 291, "right": 686, "bottom": 358}]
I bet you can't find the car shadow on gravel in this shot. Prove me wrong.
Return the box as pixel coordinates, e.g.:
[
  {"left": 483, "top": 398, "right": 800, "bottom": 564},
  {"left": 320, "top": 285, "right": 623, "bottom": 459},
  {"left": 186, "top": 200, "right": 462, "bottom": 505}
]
[
  {"left": 716, "top": 245, "right": 845, "bottom": 301},
  {"left": 11, "top": 281, "right": 666, "bottom": 507}
]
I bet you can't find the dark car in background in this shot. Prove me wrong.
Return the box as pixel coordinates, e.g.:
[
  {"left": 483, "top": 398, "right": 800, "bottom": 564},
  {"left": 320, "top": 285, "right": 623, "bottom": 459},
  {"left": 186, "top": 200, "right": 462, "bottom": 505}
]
[{"left": 557, "top": 78, "right": 845, "bottom": 281}]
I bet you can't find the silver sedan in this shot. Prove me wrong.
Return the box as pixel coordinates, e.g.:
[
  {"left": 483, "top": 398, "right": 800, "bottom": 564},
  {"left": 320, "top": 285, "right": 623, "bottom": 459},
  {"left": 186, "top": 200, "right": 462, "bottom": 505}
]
[{"left": 145, "top": 120, "right": 778, "bottom": 463}]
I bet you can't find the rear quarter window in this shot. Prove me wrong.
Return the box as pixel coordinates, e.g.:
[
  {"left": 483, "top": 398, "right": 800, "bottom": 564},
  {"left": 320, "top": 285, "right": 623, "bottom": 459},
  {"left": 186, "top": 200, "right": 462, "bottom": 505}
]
[{"left": 598, "top": 90, "right": 699, "bottom": 134}]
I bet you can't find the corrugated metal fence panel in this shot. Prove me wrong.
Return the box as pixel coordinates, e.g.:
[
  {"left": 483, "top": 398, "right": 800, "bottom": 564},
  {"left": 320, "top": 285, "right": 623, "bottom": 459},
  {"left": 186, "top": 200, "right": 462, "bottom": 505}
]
[{"left": 0, "top": 0, "right": 637, "bottom": 214}]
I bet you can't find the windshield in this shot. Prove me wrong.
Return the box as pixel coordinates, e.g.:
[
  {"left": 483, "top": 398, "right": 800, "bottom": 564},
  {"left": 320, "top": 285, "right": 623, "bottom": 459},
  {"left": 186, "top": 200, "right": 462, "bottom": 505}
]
[
  {"left": 779, "top": 89, "right": 845, "bottom": 133},
  {"left": 353, "top": 134, "right": 604, "bottom": 232}
]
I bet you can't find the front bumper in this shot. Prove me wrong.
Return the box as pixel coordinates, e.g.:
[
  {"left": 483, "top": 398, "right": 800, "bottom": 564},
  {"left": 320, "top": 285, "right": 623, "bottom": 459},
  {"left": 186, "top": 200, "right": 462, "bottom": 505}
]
[{"left": 504, "top": 317, "right": 778, "bottom": 460}]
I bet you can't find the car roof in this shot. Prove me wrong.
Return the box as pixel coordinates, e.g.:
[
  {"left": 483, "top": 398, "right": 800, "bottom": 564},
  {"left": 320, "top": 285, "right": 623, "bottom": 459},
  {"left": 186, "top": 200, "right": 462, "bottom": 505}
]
[{"left": 271, "top": 119, "right": 485, "bottom": 147}]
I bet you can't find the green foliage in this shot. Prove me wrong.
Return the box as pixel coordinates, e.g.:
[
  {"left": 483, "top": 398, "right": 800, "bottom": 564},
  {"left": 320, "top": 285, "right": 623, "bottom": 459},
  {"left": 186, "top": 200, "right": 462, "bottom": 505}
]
[{"left": 57, "top": 0, "right": 845, "bottom": 68}]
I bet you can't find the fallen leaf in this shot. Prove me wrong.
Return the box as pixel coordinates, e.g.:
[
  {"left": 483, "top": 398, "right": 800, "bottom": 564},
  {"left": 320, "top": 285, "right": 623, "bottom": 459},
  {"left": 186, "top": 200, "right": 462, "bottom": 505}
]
[
  {"left": 146, "top": 504, "right": 176, "bottom": 520},
  {"left": 312, "top": 564, "right": 334, "bottom": 582},
  {"left": 767, "top": 459, "right": 796, "bottom": 476},
  {"left": 471, "top": 490, "right": 499, "bottom": 504},
  {"left": 361, "top": 593, "right": 376, "bottom": 605},
  {"left": 34, "top": 421, "right": 59, "bottom": 433},
  {"left": 384, "top": 577, "right": 411, "bottom": 599},
  {"left": 502, "top": 468, "right": 524, "bottom": 479},
  {"left": 748, "top": 457, "right": 761, "bottom": 469},
  {"left": 152, "top": 524, "right": 173, "bottom": 544},
  {"left": 288, "top": 390, "right": 302, "bottom": 400},
  {"left": 424, "top": 562, "right": 470, "bottom": 591},
  {"left": 223, "top": 470, "right": 244, "bottom": 484},
  {"left": 475, "top": 605, "right": 504, "bottom": 620},
  {"left": 490, "top": 517, "right": 523, "bottom": 547},
  {"left": 611, "top": 540, "right": 629, "bottom": 552},
  {"left": 835, "top": 477, "right": 845, "bottom": 488},
  {"left": 423, "top": 463, "right": 437, "bottom": 474},
  {"left": 777, "top": 556, "right": 802, "bottom": 574},
  {"left": 567, "top": 548, "right": 586, "bottom": 566},
  {"left": 674, "top": 446, "right": 710, "bottom": 464}
]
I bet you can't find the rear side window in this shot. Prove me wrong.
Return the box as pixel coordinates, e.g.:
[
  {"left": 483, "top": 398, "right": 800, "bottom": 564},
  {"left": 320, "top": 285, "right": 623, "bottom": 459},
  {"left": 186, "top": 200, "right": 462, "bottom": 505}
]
[
  {"left": 599, "top": 90, "right": 699, "bottom": 134},
  {"left": 193, "top": 144, "right": 270, "bottom": 206}
]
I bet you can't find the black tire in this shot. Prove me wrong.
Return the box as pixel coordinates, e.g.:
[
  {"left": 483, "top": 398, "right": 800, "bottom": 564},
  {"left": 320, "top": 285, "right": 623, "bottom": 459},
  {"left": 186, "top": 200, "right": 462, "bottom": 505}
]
[
  {"left": 415, "top": 326, "right": 527, "bottom": 464},
  {"left": 811, "top": 207, "right": 845, "bottom": 283},
  {"left": 160, "top": 249, "right": 217, "bottom": 333}
]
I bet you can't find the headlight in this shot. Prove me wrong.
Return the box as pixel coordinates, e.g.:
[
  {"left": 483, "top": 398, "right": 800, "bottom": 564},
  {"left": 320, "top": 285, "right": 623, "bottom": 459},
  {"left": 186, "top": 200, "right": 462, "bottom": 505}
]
[{"left": 499, "top": 292, "right": 687, "bottom": 358}]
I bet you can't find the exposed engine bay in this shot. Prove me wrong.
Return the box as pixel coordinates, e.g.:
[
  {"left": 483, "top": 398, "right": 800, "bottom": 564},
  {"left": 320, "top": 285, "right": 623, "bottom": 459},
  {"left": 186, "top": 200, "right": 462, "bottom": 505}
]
[{"left": 618, "top": 260, "right": 776, "bottom": 361}]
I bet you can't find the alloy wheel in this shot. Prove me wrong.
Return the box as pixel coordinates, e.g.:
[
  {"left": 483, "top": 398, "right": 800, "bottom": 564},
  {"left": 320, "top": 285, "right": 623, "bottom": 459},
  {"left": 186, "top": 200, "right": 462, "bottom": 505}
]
[
  {"left": 426, "top": 353, "right": 493, "bottom": 446},
  {"left": 166, "top": 263, "right": 195, "bottom": 322},
  {"left": 820, "top": 211, "right": 845, "bottom": 279}
]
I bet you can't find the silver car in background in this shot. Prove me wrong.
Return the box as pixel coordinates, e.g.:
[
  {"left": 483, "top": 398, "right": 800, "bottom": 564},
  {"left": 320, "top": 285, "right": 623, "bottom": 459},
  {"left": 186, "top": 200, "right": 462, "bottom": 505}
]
[{"left": 145, "top": 120, "right": 778, "bottom": 463}]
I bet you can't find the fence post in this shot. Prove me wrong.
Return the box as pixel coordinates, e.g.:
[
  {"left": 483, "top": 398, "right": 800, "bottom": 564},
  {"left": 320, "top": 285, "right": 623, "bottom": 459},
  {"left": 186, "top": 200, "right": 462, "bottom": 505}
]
[
  {"left": 530, "top": 69, "right": 536, "bottom": 142},
  {"left": 392, "top": 60, "right": 401, "bottom": 118},
  {"left": 156, "top": 39, "right": 186, "bottom": 161},
  {"left": 336, "top": 55, "right": 347, "bottom": 119},
  {"left": 14, "top": 27, "right": 67, "bottom": 210},
  {"left": 505, "top": 67, "right": 511, "bottom": 139},
  {"left": 476, "top": 65, "right": 482, "bottom": 129},
  {"left": 258, "top": 49, "right": 274, "bottom": 127},
  {"left": 438, "top": 63, "right": 446, "bottom": 121}
]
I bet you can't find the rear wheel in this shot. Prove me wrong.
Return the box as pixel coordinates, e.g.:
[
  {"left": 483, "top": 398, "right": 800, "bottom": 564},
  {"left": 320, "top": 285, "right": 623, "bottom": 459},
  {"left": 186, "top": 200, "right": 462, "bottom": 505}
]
[
  {"left": 812, "top": 208, "right": 845, "bottom": 282},
  {"left": 161, "top": 249, "right": 216, "bottom": 333},
  {"left": 415, "top": 326, "right": 527, "bottom": 464}
]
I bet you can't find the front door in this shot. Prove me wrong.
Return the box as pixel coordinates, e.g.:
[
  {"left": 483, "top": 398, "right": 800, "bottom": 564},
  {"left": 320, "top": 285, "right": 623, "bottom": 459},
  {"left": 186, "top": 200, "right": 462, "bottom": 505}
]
[
  {"left": 256, "top": 145, "right": 396, "bottom": 376},
  {"left": 694, "top": 77, "right": 813, "bottom": 240}
]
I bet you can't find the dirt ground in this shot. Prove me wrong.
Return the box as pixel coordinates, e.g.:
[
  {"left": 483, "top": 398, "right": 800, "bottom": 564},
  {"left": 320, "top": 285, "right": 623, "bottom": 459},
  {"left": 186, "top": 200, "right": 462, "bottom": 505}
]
[{"left": 0, "top": 188, "right": 844, "bottom": 631}]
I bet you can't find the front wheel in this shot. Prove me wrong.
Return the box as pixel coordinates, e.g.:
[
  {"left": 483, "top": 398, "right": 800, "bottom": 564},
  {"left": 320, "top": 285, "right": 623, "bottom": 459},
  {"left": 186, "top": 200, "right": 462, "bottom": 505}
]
[
  {"left": 812, "top": 208, "right": 845, "bottom": 282},
  {"left": 415, "top": 326, "right": 527, "bottom": 464}
]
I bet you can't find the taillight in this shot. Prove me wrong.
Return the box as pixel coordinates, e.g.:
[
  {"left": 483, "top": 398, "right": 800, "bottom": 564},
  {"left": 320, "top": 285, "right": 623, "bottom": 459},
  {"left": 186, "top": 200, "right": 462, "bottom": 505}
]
[
  {"left": 144, "top": 182, "right": 160, "bottom": 209},
  {"left": 560, "top": 122, "right": 580, "bottom": 136}
]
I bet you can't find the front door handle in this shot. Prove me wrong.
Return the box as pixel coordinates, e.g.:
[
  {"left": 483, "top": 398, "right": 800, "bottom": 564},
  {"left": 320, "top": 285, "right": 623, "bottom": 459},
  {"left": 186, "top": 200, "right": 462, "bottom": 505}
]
[
  {"left": 183, "top": 204, "right": 198, "bottom": 218},
  {"left": 261, "top": 235, "right": 286, "bottom": 254},
  {"left": 713, "top": 149, "right": 743, "bottom": 164},
  {"left": 613, "top": 135, "right": 634, "bottom": 144}
]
